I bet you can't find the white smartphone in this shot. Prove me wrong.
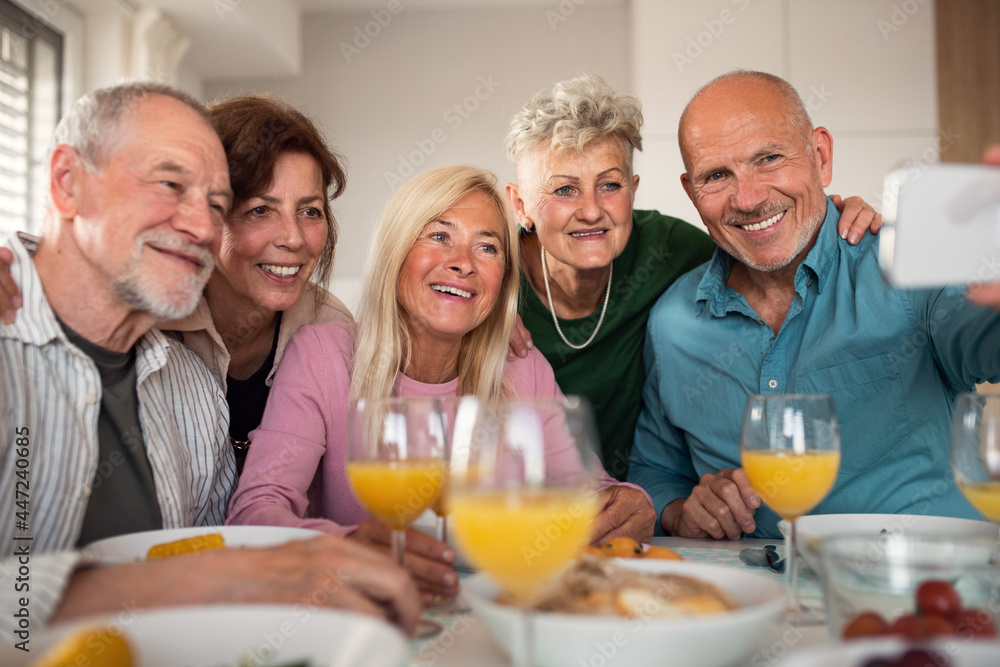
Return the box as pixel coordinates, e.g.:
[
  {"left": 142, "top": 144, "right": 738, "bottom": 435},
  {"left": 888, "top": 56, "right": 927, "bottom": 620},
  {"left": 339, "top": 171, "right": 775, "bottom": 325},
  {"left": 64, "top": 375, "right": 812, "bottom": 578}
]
[{"left": 878, "top": 162, "right": 1000, "bottom": 287}]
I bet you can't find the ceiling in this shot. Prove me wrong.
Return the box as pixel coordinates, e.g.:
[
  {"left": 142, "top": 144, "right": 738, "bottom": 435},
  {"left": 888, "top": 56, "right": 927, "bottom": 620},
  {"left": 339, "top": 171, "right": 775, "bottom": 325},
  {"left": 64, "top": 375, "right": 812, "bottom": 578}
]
[{"left": 59, "top": 0, "right": 620, "bottom": 80}]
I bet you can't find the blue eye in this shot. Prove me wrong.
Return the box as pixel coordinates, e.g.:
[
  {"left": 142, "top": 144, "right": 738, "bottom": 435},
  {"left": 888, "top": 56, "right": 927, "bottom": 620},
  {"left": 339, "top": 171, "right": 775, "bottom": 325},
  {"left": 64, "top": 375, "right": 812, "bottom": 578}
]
[
  {"left": 554, "top": 185, "right": 573, "bottom": 196},
  {"left": 600, "top": 181, "right": 622, "bottom": 192},
  {"left": 429, "top": 232, "right": 447, "bottom": 242},
  {"left": 479, "top": 243, "right": 499, "bottom": 255}
]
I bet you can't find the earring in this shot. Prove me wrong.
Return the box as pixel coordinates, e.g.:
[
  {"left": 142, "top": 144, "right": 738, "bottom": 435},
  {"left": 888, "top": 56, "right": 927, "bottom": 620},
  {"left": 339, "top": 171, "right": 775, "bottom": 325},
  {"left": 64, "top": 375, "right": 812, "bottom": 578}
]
[{"left": 520, "top": 219, "right": 535, "bottom": 233}]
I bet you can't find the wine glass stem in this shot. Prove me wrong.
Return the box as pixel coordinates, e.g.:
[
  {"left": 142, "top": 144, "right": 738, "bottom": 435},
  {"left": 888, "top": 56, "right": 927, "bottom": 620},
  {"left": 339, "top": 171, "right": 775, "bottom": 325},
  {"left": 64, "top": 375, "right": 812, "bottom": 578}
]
[
  {"left": 786, "top": 517, "right": 800, "bottom": 612},
  {"left": 436, "top": 513, "right": 448, "bottom": 545},
  {"left": 391, "top": 528, "right": 406, "bottom": 569},
  {"left": 512, "top": 608, "right": 534, "bottom": 667}
]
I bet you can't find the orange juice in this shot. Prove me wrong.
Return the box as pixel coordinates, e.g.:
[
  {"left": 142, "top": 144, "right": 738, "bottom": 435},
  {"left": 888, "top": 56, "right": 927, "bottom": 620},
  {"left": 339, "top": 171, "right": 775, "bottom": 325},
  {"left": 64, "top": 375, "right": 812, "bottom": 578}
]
[
  {"left": 959, "top": 480, "right": 1000, "bottom": 522},
  {"left": 450, "top": 489, "right": 598, "bottom": 600},
  {"left": 431, "top": 475, "right": 449, "bottom": 517},
  {"left": 347, "top": 458, "right": 445, "bottom": 528},
  {"left": 742, "top": 450, "right": 840, "bottom": 520}
]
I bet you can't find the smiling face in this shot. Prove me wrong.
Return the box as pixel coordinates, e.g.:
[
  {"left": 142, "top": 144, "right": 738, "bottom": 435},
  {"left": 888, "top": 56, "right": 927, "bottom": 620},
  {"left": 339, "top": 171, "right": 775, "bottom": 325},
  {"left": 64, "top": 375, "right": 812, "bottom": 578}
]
[
  {"left": 680, "top": 78, "right": 832, "bottom": 274},
  {"left": 511, "top": 139, "right": 638, "bottom": 273},
  {"left": 213, "top": 151, "right": 328, "bottom": 314},
  {"left": 397, "top": 190, "right": 507, "bottom": 347},
  {"left": 71, "top": 94, "right": 231, "bottom": 320}
]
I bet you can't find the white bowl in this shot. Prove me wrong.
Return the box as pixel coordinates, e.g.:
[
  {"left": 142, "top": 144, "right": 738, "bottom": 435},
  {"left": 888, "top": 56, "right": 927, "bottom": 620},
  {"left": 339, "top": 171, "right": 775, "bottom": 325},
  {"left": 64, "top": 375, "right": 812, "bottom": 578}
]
[
  {"left": 0, "top": 604, "right": 406, "bottom": 667},
  {"left": 777, "top": 638, "right": 1000, "bottom": 667},
  {"left": 461, "top": 559, "right": 786, "bottom": 667},
  {"left": 782, "top": 514, "right": 997, "bottom": 572},
  {"left": 82, "top": 525, "right": 322, "bottom": 563}
]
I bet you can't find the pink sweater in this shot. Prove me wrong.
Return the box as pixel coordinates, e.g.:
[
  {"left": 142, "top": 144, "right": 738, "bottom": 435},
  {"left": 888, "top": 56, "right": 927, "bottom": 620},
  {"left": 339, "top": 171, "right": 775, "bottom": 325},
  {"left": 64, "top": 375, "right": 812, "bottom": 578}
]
[{"left": 227, "top": 321, "right": 632, "bottom": 535}]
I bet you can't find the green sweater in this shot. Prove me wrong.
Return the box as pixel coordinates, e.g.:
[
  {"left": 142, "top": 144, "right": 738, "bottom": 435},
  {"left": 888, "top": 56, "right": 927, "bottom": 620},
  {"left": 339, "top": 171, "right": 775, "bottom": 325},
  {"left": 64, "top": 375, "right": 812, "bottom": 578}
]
[{"left": 518, "top": 210, "right": 715, "bottom": 480}]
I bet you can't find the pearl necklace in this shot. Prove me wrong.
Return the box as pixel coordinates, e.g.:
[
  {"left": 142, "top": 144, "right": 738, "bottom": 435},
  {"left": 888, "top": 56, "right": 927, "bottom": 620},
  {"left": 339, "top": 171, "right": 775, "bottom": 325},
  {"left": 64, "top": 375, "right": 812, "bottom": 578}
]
[{"left": 540, "top": 246, "right": 613, "bottom": 351}]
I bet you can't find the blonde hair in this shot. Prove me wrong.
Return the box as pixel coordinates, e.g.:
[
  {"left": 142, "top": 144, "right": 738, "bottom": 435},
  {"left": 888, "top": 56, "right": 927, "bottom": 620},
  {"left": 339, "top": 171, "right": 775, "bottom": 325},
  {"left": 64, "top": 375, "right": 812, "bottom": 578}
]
[
  {"left": 505, "top": 73, "right": 643, "bottom": 175},
  {"left": 350, "top": 166, "right": 520, "bottom": 403}
]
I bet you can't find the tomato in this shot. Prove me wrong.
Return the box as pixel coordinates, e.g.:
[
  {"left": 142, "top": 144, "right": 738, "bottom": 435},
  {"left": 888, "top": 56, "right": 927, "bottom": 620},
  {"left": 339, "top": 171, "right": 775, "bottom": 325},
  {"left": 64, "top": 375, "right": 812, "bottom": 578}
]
[
  {"left": 888, "top": 613, "right": 925, "bottom": 640},
  {"left": 915, "top": 580, "right": 963, "bottom": 619},
  {"left": 843, "top": 611, "right": 890, "bottom": 639},
  {"left": 952, "top": 608, "right": 998, "bottom": 638},
  {"left": 917, "top": 614, "right": 955, "bottom": 638}
]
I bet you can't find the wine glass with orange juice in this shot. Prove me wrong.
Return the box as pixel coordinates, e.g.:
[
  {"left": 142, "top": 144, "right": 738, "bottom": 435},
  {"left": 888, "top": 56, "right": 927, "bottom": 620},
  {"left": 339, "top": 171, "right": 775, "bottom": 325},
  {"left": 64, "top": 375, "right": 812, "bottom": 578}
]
[
  {"left": 449, "top": 396, "right": 602, "bottom": 667},
  {"left": 952, "top": 393, "right": 1000, "bottom": 525},
  {"left": 346, "top": 396, "right": 448, "bottom": 637},
  {"left": 741, "top": 394, "right": 841, "bottom": 621}
]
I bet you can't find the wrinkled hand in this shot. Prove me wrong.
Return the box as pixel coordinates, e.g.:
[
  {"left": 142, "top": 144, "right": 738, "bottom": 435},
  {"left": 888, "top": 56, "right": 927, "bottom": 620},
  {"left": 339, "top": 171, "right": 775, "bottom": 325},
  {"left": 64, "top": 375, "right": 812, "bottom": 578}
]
[
  {"left": 662, "top": 468, "right": 760, "bottom": 540},
  {"left": 349, "top": 517, "right": 458, "bottom": 604},
  {"left": 590, "top": 485, "right": 656, "bottom": 544},
  {"left": 831, "top": 194, "right": 883, "bottom": 245},
  {"left": 0, "top": 247, "right": 19, "bottom": 324},
  {"left": 963, "top": 146, "right": 1000, "bottom": 310},
  {"left": 53, "top": 534, "right": 423, "bottom": 635},
  {"left": 507, "top": 313, "right": 534, "bottom": 361}
]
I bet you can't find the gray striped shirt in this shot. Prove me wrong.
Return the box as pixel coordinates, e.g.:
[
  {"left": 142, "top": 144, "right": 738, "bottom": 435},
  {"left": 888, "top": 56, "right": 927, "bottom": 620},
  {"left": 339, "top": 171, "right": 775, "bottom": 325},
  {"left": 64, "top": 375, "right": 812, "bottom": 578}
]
[{"left": 0, "top": 234, "right": 235, "bottom": 636}]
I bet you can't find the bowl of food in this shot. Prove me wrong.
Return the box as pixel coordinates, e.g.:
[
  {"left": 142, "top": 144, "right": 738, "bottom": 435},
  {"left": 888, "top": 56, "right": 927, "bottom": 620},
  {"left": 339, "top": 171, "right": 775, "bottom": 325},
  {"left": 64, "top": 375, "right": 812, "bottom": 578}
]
[
  {"left": 785, "top": 514, "right": 997, "bottom": 573},
  {"left": 3, "top": 605, "right": 406, "bottom": 667},
  {"left": 815, "top": 533, "right": 1000, "bottom": 643},
  {"left": 461, "top": 556, "right": 786, "bottom": 667}
]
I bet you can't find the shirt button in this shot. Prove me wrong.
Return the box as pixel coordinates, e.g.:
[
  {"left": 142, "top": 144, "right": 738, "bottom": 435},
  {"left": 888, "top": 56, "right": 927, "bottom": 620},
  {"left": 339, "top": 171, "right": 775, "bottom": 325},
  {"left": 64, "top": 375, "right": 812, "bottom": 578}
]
[
  {"left": 768, "top": 379, "right": 778, "bottom": 389},
  {"left": 807, "top": 277, "right": 813, "bottom": 287},
  {"left": 81, "top": 485, "right": 91, "bottom": 498},
  {"left": 85, "top": 393, "right": 97, "bottom": 404}
]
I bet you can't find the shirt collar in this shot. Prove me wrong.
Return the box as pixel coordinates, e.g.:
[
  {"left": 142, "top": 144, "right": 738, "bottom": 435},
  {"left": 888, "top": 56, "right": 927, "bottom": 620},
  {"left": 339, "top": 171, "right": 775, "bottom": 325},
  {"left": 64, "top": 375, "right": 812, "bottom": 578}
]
[
  {"left": 1, "top": 233, "right": 63, "bottom": 346},
  {"left": 695, "top": 196, "right": 840, "bottom": 314}
]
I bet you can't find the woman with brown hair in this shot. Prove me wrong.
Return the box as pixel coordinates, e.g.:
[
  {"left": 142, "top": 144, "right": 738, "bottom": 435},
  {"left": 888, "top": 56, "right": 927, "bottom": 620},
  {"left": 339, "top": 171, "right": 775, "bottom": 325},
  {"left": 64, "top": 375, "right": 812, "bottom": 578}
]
[{"left": 165, "top": 95, "right": 353, "bottom": 474}]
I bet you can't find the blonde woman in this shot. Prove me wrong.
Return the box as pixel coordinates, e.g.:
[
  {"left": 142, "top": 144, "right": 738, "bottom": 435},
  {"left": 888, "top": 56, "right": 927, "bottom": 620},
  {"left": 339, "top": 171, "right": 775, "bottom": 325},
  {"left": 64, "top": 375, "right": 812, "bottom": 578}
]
[{"left": 228, "top": 165, "right": 655, "bottom": 598}]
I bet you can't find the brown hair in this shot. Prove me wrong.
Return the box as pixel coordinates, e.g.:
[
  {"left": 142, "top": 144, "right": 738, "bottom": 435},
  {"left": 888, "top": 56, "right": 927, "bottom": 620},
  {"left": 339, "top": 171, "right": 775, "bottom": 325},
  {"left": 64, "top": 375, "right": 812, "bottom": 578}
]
[{"left": 208, "top": 94, "right": 348, "bottom": 293}]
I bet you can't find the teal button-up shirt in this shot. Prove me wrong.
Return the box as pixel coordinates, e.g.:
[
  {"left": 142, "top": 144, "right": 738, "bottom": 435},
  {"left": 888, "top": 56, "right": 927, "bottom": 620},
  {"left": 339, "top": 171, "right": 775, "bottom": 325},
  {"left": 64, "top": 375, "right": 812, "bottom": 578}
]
[{"left": 629, "top": 198, "right": 1000, "bottom": 538}]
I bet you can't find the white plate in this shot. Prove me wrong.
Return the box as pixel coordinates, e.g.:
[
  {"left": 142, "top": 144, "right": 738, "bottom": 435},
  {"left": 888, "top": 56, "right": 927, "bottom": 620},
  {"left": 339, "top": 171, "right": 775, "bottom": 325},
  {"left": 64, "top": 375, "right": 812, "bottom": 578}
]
[
  {"left": 1, "top": 604, "right": 406, "bottom": 667},
  {"left": 82, "top": 525, "right": 322, "bottom": 564},
  {"left": 777, "top": 638, "right": 1000, "bottom": 667},
  {"left": 781, "top": 514, "right": 998, "bottom": 572},
  {"left": 461, "top": 559, "right": 785, "bottom": 667}
]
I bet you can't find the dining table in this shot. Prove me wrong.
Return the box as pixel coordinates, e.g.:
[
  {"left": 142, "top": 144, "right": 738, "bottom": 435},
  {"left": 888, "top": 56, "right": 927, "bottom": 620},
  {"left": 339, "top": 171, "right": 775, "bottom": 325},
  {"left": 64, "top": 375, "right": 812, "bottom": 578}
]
[{"left": 406, "top": 536, "right": 831, "bottom": 667}]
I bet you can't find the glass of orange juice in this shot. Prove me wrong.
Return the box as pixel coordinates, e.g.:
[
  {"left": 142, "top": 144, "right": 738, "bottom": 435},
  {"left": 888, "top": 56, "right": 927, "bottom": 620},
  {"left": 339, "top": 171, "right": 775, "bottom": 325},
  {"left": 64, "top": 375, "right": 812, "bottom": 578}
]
[
  {"left": 449, "top": 396, "right": 602, "bottom": 667},
  {"left": 952, "top": 393, "right": 1000, "bottom": 526},
  {"left": 741, "top": 394, "right": 841, "bottom": 622},
  {"left": 346, "top": 396, "right": 448, "bottom": 637}
]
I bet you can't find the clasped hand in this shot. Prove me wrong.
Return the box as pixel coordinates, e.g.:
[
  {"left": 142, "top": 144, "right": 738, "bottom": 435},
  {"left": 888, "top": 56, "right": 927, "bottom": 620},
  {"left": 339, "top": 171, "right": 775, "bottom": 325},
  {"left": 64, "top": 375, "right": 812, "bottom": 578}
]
[{"left": 664, "top": 468, "right": 761, "bottom": 540}]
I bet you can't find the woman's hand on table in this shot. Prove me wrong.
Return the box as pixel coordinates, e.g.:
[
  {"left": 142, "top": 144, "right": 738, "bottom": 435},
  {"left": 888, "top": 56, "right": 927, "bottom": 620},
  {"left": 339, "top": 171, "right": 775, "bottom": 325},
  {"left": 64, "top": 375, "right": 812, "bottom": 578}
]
[
  {"left": 590, "top": 485, "right": 656, "bottom": 544},
  {"left": 349, "top": 517, "right": 460, "bottom": 604},
  {"left": 661, "top": 468, "right": 761, "bottom": 540},
  {"left": 0, "top": 247, "right": 19, "bottom": 324},
  {"left": 832, "top": 194, "right": 883, "bottom": 245}
]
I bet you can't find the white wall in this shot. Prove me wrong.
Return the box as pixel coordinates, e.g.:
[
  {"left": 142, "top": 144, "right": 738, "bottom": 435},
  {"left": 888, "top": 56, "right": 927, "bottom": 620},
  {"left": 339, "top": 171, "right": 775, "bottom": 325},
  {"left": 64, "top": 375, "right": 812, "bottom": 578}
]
[
  {"left": 204, "top": 4, "right": 630, "bottom": 312},
  {"left": 630, "top": 0, "right": 938, "bottom": 232}
]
